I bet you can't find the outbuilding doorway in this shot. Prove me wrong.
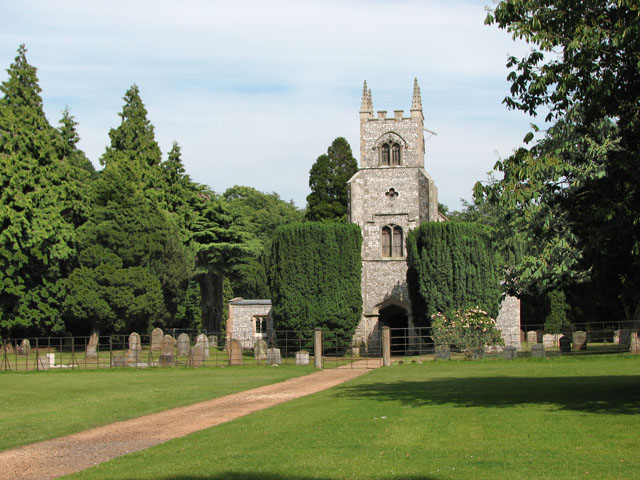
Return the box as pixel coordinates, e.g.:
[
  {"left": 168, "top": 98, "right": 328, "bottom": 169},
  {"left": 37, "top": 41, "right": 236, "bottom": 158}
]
[{"left": 379, "top": 304, "right": 409, "bottom": 356}]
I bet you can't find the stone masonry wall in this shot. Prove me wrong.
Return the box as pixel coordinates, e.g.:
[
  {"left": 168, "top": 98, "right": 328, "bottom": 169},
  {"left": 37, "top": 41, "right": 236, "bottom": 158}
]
[{"left": 227, "top": 303, "right": 272, "bottom": 349}]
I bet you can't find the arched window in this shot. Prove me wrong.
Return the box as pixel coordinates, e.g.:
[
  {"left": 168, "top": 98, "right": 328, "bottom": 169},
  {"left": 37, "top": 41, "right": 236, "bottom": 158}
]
[
  {"left": 381, "top": 144, "right": 390, "bottom": 166},
  {"left": 392, "top": 226, "right": 403, "bottom": 257},
  {"left": 382, "top": 226, "right": 392, "bottom": 257},
  {"left": 381, "top": 225, "right": 403, "bottom": 257},
  {"left": 391, "top": 144, "right": 401, "bottom": 165},
  {"left": 380, "top": 142, "right": 401, "bottom": 166}
]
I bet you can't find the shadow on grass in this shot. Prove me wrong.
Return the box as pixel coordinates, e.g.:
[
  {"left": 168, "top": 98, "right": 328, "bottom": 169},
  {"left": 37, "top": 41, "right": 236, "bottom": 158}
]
[
  {"left": 334, "top": 375, "right": 640, "bottom": 415},
  {"left": 115, "top": 475, "right": 436, "bottom": 480}
]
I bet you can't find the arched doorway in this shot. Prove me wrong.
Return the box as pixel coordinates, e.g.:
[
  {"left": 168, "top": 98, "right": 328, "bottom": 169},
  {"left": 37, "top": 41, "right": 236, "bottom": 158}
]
[{"left": 379, "top": 304, "right": 409, "bottom": 356}]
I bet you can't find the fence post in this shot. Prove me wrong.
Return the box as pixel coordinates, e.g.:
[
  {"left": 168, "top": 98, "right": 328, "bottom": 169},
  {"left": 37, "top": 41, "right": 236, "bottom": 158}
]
[
  {"left": 382, "top": 326, "right": 391, "bottom": 367},
  {"left": 314, "top": 328, "right": 323, "bottom": 369}
]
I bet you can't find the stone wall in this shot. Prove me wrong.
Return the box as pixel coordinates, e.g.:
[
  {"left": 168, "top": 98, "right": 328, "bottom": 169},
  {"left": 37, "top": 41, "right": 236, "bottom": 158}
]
[
  {"left": 227, "top": 299, "right": 273, "bottom": 349},
  {"left": 496, "top": 294, "right": 522, "bottom": 349}
]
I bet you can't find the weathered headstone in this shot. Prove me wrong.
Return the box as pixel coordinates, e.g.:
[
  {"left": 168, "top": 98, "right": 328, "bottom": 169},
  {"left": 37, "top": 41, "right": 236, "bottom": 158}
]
[
  {"left": 526, "top": 331, "right": 537, "bottom": 344},
  {"left": 86, "top": 333, "right": 99, "bottom": 359},
  {"left": 535, "top": 330, "right": 544, "bottom": 343},
  {"left": 229, "top": 339, "right": 244, "bottom": 365},
  {"left": 520, "top": 330, "right": 526, "bottom": 343},
  {"left": 208, "top": 335, "right": 218, "bottom": 346},
  {"left": 195, "top": 333, "right": 209, "bottom": 358},
  {"left": 160, "top": 335, "right": 176, "bottom": 366},
  {"left": 630, "top": 331, "right": 640, "bottom": 355},
  {"left": 543, "top": 334, "right": 555, "bottom": 348},
  {"left": 295, "top": 350, "right": 309, "bottom": 366},
  {"left": 36, "top": 355, "right": 50, "bottom": 370},
  {"left": 618, "top": 329, "right": 631, "bottom": 350},
  {"left": 267, "top": 347, "right": 282, "bottom": 365},
  {"left": 188, "top": 344, "right": 205, "bottom": 367},
  {"left": 111, "top": 355, "right": 126, "bottom": 367},
  {"left": 150, "top": 327, "right": 164, "bottom": 352},
  {"left": 46, "top": 353, "right": 55, "bottom": 368},
  {"left": 254, "top": 339, "right": 268, "bottom": 362},
  {"left": 19, "top": 338, "right": 31, "bottom": 356},
  {"left": 435, "top": 344, "right": 450, "bottom": 360},
  {"left": 613, "top": 329, "right": 620, "bottom": 344},
  {"left": 559, "top": 335, "right": 571, "bottom": 353},
  {"left": 177, "top": 333, "right": 190, "bottom": 356},
  {"left": 572, "top": 331, "right": 587, "bottom": 351},
  {"left": 503, "top": 345, "right": 517, "bottom": 360},
  {"left": 128, "top": 332, "right": 141, "bottom": 352},
  {"left": 126, "top": 348, "right": 140, "bottom": 364},
  {"left": 531, "top": 343, "right": 545, "bottom": 358}
]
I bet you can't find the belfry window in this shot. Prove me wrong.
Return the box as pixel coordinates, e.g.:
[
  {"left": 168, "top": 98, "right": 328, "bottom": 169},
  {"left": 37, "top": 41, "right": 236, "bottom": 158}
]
[
  {"left": 392, "top": 144, "right": 401, "bottom": 165},
  {"left": 382, "top": 225, "right": 403, "bottom": 257},
  {"left": 380, "top": 142, "right": 401, "bottom": 166}
]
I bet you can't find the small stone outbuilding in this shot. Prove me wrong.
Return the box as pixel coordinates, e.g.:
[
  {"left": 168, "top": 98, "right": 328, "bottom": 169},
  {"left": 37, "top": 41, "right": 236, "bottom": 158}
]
[{"left": 227, "top": 298, "right": 273, "bottom": 349}]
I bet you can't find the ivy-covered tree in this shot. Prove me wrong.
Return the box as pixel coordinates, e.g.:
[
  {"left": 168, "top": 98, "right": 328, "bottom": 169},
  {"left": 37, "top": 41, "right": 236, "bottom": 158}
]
[
  {"left": 482, "top": 1, "right": 640, "bottom": 320},
  {"left": 0, "top": 45, "right": 90, "bottom": 337},
  {"left": 305, "top": 137, "right": 357, "bottom": 221},
  {"left": 269, "top": 222, "right": 362, "bottom": 337},
  {"left": 406, "top": 222, "right": 501, "bottom": 324}
]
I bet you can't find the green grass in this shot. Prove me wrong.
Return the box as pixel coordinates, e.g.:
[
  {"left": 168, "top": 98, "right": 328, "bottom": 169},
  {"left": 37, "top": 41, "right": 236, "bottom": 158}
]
[
  {"left": 0, "top": 365, "right": 315, "bottom": 451},
  {"left": 65, "top": 355, "right": 640, "bottom": 480}
]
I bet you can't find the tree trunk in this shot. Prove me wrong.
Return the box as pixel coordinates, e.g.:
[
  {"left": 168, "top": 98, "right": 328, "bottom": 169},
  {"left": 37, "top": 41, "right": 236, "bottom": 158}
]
[{"left": 199, "top": 274, "right": 224, "bottom": 333}]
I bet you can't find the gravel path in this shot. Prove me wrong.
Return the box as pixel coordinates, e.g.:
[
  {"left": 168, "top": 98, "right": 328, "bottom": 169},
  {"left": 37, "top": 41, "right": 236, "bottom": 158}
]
[{"left": 0, "top": 361, "right": 380, "bottom": 480}]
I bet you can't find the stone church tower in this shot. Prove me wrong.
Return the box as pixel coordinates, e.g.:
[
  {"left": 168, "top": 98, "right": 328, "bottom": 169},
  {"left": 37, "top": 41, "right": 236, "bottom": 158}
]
[{"left": 348, "top": 79, "right": 444, "bottom": 347}]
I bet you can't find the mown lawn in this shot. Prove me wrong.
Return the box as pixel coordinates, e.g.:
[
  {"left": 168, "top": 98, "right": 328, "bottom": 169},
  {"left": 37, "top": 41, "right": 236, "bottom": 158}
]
[
  {"left": 0, "top": 365, "right": 315, "bottom": 451},
  {"left": 65, "top": 355, "right": 640, "bottom": 480}
]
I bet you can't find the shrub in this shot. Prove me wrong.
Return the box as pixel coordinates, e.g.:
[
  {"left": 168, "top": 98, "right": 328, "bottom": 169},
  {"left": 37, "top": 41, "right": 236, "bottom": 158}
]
[{"left": 431, "top": 307, "right": 504, "bottom": 353}]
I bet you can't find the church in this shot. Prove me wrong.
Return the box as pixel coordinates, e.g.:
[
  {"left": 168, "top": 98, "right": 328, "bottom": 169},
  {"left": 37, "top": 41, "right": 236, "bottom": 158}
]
[
  {"left": 348, "top": 79, "right": 447, "bottom": 348},
  {"left": 227, "top": 80, "right": 520, "bottom": 351}
]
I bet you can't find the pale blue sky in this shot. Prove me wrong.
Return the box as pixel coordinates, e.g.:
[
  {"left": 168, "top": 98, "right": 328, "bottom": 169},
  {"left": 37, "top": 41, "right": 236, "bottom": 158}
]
[{"left": 0, "top": 0, "right": 537, "bottom": 210}]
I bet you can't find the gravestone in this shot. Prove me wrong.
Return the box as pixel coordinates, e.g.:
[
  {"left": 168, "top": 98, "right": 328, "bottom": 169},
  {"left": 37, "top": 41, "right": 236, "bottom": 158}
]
[
  {"left": 150, "top": 327, "right": 164, "bottom": 352},
  {"left": 128, "top": 332, "right": 141, "bottom": 352},
  {"left": 613, "top": 330, "right": 620, "bottom": 344},
  {"left": 228, "top": 339, "right": 244, "bottom": 365},
  {"left": 295, "top": 350, "right": 309, "bottom": 366},
  {"left": 36, "top": 355, "right": 50, "bottom": 370},
  {"left": 19, "top": 339, "right": 31, "bottom": 356},
  {"left": 572, "top": 331, "right": 587, "bottom": 351},
  {"left": 542, "top": 334, "right": 555, "bottom": 348},
  {"left": 208, "top": 335, "right": 218, "bottom": 346},
  {"left": 177, "top": 333, "right": 190, "bottom": 356},
  {"left": 503, "top": 345, "right": 517, "bottom": 360},
  {"left": 618, "top": 329, "right": 631, "bottom": 350},
  {"left": 531, "top": 343, "right": 545, "bottom": 358},
  {"left": 520, "top": 330, "right": 526, "bottom": 343},
  {"left": 188, "top": 344, "right": 205, "bottom": 367},
  {"left": 111, "top": 355, "right": 126, "bottom": 367},
  {"left": 160, "top": 335, "right": 176, "bottom": 366},
  {"left": 267, "top": 348, "right": 282, "bottom": 365},
  {"left": 126, "top": 348, "right": 140, "bottom": 364},
  {"left": 630, "top": 331, "right": 640, "bottom": 355},
  {"left": 86, "top": 333, "right": 99, "bottom": 359},
  {"left": 254, "top": 339, "right": 268, "bottom": 362},
  {"left": 526, "top": 331, "right": 537, "bottom": 344},
  {"left": 46, "top": 353, "right": 55, "bottom": 368},
  {"left": 535, "top": 330, "right": 544, "bottom": 343},
  {"left": 5, "top": 343, "right": 14, "bottom": 354},
  {"left": 559, "top": 335, "right": 571, "bottom": 353},
  {"left": 195, "top": 334, "right": 209, "bottom": 358},
  {"left": 435, "top": 344, "right": 450, "bottom": 360}
]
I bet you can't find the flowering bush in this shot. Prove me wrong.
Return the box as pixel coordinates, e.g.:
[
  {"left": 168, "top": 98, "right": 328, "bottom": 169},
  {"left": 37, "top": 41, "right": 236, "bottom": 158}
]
[{"left": 431, "top": 307, "right": 504, "bottom": 353}]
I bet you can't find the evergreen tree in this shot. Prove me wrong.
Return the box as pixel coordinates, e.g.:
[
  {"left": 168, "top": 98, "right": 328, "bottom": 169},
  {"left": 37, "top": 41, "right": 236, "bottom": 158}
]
[
  {"left": 64, "top": 87, "right": 192, "bottom": 334},
  {"left": 305, "top": 137, "right": 357, "bottom": 221},
  {"left": 406, "top": 222, "right": 501, "bottom": 324},
  {"left": 270, "top": 222, "right": 362, "bottom": 338},
  {"left": 0, "top": 45, "right": 88, "bottom": 336}
]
